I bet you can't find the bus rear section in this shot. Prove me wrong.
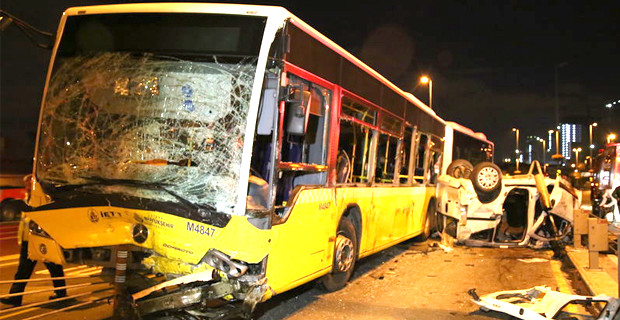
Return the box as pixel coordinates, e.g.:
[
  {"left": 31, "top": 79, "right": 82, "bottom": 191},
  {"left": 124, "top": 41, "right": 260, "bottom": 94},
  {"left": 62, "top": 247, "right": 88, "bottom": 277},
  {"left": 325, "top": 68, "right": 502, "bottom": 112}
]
[{"left": 24, "top": 3, "right": 443, "bottom": 318}]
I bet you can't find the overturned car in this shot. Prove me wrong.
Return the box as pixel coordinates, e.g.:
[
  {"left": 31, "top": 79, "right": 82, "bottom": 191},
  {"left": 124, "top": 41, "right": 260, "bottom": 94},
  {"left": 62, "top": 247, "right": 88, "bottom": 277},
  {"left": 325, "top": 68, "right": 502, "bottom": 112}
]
[{"left": 436, "top": 160, "right": 581, "bottom": 248}]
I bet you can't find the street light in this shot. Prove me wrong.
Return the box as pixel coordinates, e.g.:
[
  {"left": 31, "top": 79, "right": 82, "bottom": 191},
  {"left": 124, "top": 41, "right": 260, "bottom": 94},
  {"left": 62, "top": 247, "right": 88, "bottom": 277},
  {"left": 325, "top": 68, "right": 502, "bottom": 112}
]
[
  {"left": 551, "top": 129, "right": 563, "bottom": 162},
  {"left": 537, "top": 137, "right": 546, "bottom": 164},
  {"left": 608, "top": 133, "right": 617, "bottom": 144},
  {"left": 572, "top": 147, "right": 582, "bottom": 166},
  {"left": 589, "top": 122, "right": 597, "bottom": 168},
  {"left": 512, "top": 128, "right": 520, "bottom": 173},
  {"left": 420, "top": 76, "right": 433, "bottom": 109}
]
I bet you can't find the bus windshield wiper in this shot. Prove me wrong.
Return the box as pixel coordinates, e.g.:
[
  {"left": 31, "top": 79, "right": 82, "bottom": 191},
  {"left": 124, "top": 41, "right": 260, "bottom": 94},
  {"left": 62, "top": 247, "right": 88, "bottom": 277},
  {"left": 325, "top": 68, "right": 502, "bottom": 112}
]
[
  {"left": 124, "top": 159, "right": 199, "bottom": 167},
  {"left": 76, "top": 176, "right": 214, "bottom": 212},
  {"left": 45, "top": 176, "right": 217, "bottom": 217}
]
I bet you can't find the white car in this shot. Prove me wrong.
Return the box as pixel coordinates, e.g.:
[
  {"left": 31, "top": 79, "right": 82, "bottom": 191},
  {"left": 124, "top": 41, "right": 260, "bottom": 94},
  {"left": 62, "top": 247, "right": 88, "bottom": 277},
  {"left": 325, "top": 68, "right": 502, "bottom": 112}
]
[{"left": 436, "top": 161, "right": 581, "bottom": 248}]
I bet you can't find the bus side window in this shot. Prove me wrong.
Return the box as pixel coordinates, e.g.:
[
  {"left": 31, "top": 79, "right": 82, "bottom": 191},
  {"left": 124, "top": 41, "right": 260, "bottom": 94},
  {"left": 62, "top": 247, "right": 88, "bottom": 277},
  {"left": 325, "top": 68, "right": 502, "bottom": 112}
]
[
  {"left": 414, "top": 134, "right": 428, "bottom": 183},
  {"left": 338, "top": 120, "right": 372, "bottom": 183},
  {"left": 428, "top": 151, "right": 442, "bottom": 184},
  {"left": 276, "top": 74, "right": 330, "bottom": 207},
  {"left": 399, "top": 126, "right": 413, "bottom": 184},
  {"left": 375, "top": 133, "right": 398, "bottom": 183}
]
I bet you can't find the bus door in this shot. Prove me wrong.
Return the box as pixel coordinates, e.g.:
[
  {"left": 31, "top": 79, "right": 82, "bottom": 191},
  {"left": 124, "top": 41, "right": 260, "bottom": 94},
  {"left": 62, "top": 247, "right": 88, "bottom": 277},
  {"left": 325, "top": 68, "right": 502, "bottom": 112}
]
[{"left": 266, "top": 72, "right": 334, "bottom": 292}]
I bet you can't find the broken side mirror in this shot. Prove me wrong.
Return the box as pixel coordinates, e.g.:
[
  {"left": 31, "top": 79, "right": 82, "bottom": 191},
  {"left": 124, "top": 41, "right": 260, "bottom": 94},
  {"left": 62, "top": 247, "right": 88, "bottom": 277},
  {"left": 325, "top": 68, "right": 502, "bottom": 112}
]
[{"left": 285, "top": 84, "right": 311, "bottom": 136}]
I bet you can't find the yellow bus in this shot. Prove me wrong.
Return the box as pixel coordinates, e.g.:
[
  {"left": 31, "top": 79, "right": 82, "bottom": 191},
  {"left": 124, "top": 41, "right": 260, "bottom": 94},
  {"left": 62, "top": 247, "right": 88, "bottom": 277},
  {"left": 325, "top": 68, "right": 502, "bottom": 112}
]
[{"left": 22, "top": 3, "right": 491, "bottom": 317}]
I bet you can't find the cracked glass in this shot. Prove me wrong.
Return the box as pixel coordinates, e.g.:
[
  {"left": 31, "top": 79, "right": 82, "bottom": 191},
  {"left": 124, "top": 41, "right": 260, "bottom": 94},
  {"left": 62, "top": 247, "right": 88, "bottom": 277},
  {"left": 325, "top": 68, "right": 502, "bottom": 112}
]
[{"left": 36, "top": 13, "right": 266, "bottom": 215}]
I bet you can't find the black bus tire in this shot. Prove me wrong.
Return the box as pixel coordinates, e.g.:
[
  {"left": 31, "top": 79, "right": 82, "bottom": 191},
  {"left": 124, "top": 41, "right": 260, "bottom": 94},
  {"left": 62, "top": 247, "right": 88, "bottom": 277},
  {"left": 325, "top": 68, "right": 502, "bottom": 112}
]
[
  {"left": 446, "top": 159, "right": 474, "bottom": 179},
  {"left": 471, "top": 162, "right": 502, "bottom": 195},
  {"left": 320, "top": 217, "right": 357, "bottom": 292}
]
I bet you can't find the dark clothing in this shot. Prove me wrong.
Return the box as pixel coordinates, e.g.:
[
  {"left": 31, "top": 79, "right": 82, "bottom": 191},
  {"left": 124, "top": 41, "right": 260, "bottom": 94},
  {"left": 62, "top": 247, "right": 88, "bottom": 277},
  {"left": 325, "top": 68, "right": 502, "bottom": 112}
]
[{"left": 6, "top": 241, "right": 66, "bottom": 305}]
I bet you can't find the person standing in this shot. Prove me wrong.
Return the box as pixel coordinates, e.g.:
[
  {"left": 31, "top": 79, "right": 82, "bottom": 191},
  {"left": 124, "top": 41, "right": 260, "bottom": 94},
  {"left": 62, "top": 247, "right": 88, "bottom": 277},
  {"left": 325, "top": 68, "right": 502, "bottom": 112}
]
[{"left": 0, "top": 215, "right": 67, "bottom": 307}]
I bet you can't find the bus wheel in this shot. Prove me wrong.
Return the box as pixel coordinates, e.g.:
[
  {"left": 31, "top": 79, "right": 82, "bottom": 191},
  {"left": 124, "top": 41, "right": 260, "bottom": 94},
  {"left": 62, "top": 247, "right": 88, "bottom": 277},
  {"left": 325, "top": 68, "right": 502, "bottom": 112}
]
[
  {"left": 471, "top": 162, "right": 502, "bottom": 195},
  {"left": 320, "top": 217, "right": 357, "bottom": 292},
  {"left": 446, "top": 159, "right": 473, "bottom": 179}
]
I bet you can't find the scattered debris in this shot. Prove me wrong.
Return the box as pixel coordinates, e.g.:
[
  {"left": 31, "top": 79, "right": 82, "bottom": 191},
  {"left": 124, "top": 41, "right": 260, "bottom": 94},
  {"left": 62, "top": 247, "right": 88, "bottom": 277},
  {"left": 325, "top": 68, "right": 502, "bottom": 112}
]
[
  {"left": 469, "top": 286, "right": 620, "bottom": 320},
  {"left": 517, "top": 258, "right": 549, "bottom": 264}
]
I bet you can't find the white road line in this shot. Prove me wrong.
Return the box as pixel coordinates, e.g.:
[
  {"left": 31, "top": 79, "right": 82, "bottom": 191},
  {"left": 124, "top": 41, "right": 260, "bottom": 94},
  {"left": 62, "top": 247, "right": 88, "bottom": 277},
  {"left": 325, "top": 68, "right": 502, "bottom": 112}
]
[
  {"left": 0, "top": 254, "right": 19, "bottom": 262},
  {"left": 0, "top": 236, "right": 17, "bottom": 241},
  {"left": 0, "top": 261, "right": 19, "bottom": 268}
]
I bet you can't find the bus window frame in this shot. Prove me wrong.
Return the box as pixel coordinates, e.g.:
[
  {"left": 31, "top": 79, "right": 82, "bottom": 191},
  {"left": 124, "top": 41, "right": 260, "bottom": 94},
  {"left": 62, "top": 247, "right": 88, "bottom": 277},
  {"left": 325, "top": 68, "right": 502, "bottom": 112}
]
[
  {"left": 274, "top": 63, "right": 336, "bottom": 205},
  {"left": 400, "top": 124, "right": 416, "bottom": 186},
  {"left": 338, "top": 89, "right": 405, "bottom": 186}
]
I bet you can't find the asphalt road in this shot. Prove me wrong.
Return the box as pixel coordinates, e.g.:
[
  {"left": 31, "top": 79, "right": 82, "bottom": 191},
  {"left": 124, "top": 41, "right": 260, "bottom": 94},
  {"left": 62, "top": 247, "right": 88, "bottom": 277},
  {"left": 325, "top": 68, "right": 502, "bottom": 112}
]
[
  {"left": 256, "top": 238, "right": 585, "bottom": 320},
  {"left": 0, "top": 237, "right": 586, "bottom": 320}
]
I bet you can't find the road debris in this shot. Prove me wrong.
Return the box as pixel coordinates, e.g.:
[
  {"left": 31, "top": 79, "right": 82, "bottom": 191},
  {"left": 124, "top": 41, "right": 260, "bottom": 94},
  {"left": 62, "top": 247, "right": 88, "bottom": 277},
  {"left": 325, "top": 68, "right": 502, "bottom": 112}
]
[{"left": 468, "top": 286, "right": 620, "bottom": 320}]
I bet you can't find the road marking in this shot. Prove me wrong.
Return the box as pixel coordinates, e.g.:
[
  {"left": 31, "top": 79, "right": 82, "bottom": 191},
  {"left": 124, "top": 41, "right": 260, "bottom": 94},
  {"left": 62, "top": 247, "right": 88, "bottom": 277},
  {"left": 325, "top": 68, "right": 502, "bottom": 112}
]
[
  {"left": 35, "top": 266, "right": 102, "bottom": 277},
  {"left": 0, "top": 261, "right": 19, "bottom": 268},
  {"left": 0, "top": 254, "right": 19, "bottom": 262},
  {"left": 0, "top": 307, "right": 38, "bottom": 320},
  {"left": 550, "top": 260, "right": 573, "bottom": 294},
  {"left": 0, "top": 236, "right": 17, "bottom": 241}
]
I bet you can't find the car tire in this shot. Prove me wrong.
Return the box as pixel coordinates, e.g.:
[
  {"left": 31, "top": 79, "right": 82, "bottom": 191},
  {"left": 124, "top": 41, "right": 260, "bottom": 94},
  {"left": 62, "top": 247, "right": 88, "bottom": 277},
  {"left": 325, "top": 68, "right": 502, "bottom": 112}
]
[
  {"left": 446, "top": 159, "right": 474, "bottom": 179},
  {"left": 0, "top": 199, "right": 26, "bottom": 221},
  {"left": 320, "top": 217, "right": 357, "bottom": 292},
  {"left": 471, "top": 162, "right": 502, "bottom": 195}
]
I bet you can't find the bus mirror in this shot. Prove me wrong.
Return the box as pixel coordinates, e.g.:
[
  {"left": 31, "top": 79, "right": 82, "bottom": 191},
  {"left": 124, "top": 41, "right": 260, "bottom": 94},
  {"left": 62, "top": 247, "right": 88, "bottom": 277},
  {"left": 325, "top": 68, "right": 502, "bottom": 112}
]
[{"left": 285, "top": 85, "right": 311, "bottom": 136}]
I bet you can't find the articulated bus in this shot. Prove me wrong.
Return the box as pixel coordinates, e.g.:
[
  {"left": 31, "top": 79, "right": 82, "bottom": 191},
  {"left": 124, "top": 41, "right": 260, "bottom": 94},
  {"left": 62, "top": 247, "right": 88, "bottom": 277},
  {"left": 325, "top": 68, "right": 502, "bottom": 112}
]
[{"left": 22, "top": 3, "right": 492, "bottom": 317}]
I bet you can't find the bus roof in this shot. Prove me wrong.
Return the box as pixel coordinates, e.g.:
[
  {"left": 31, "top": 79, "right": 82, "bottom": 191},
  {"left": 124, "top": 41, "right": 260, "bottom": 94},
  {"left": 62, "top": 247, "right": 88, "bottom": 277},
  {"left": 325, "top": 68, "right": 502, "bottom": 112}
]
[
  {"left": 446, "top": 121, "right": 493, "bottom": 145},
  {"left": 62, "top": 2, "right": 442, "bottom": 124}
]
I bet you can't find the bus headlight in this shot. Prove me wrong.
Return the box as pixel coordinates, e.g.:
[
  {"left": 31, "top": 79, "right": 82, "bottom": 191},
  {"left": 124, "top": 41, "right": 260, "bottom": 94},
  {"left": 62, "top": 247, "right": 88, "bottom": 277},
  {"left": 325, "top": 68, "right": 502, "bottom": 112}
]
[
  {"left": 28, "top": 221, "right": 51, "bottom": 238},
  {"left": 203, "top": 249, "right": 248, "bottom": 278}
]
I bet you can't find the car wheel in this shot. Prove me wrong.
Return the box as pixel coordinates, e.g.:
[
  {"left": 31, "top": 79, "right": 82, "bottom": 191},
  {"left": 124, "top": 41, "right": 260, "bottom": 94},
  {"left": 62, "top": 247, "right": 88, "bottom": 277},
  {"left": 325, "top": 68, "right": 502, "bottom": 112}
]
[
  {"left": 320, "top": 217, "right": 357, "bottom": 292},
  {"left": 446, "top": 159, "right": 474, "bottom": 179},
  {"left": 0, "top": 199, "right": 20, "bottom": 221},
  {"left": 471, "top": 162, "right": 502, "bottom": 195}
]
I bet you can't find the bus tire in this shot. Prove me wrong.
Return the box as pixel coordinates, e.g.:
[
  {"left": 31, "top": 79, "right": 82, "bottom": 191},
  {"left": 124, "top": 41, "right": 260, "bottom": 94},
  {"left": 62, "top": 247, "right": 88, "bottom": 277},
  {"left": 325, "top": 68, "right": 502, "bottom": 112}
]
[
  {"left": 446, "top": 159, "right": 473, "bottom": 179},
  {"left": 320, "top": 217, "right": 357, "bottom": 292},
  {"left": 471, "top": 162, "right": 502, "bottom": 195},
  {"left": 415, "top": 199, "right": 436, "bottom": 241}
]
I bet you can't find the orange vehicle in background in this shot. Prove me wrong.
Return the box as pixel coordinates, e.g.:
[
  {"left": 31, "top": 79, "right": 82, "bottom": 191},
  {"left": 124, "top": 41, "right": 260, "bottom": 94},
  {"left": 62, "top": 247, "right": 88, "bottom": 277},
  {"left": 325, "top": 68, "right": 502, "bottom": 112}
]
[{"left": 0, "top": 174, "right": 29, "bottom": 221}]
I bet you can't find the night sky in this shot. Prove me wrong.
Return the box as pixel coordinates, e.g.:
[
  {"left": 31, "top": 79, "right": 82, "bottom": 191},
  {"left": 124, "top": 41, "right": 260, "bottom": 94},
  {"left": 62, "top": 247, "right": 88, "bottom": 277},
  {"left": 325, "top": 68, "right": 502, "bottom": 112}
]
[{"left": 1, "top": 0, "right": 619, "bottom": 173}]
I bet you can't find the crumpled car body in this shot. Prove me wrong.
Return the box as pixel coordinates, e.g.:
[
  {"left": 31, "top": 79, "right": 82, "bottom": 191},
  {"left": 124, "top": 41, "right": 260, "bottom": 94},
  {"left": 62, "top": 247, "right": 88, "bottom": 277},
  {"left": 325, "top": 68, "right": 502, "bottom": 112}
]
[
  {"left": 436, "top": 162, "right": 581, "bottom": 248},
  {"left": 469, "top": 286, "right": 620, "bottom": 320}
]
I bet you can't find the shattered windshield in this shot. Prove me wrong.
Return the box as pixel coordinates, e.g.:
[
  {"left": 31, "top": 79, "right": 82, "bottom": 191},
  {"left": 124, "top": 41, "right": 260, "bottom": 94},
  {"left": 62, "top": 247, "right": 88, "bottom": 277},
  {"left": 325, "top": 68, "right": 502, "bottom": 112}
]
[{"left": 36, "top": 13, "right": 266, "bottom": 215}]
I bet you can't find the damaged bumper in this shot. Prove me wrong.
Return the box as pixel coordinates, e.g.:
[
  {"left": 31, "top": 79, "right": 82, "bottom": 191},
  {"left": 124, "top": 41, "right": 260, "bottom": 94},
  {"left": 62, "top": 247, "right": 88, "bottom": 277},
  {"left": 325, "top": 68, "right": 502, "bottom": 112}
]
[{"left": 23, "top": 205, "right": 274, "bottom": 317}]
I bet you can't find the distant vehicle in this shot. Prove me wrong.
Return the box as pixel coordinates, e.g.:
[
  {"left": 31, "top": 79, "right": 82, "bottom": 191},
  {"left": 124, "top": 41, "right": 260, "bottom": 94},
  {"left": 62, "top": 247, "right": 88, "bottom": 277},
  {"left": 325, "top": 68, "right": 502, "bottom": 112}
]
[
  {"left": 0, "top": 174, "right": 29, "bottom": 221},
  {"left": 592, "top": 143, "right": 620, "bottom": 219},
  {"left": 436, "top": 161, "right": 581, "bottom": 248}
]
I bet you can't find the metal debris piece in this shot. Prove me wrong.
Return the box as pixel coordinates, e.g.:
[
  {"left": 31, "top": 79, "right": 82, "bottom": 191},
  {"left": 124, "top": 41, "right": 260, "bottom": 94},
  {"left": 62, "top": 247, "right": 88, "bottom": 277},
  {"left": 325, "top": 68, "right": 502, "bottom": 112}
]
[{"left": 469, "top": 286, "right": 620, "bottom": 320}]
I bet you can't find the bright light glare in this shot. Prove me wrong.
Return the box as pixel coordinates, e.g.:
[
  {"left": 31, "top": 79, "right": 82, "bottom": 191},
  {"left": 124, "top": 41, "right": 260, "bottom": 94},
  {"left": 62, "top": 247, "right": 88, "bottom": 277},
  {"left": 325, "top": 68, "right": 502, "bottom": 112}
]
[
  {"left": 592, "top": 122, "right": 598, "bottom": 127},
  {"left": 420, "top": 76, "right": 430, "bottom": 84}
]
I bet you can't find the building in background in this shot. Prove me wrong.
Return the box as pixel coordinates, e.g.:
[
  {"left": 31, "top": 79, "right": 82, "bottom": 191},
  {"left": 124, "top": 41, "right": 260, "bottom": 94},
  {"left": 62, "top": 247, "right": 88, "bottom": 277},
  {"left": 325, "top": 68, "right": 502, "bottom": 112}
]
[{"left": 560, "top": 123, "right": 582, "bottom": 160}]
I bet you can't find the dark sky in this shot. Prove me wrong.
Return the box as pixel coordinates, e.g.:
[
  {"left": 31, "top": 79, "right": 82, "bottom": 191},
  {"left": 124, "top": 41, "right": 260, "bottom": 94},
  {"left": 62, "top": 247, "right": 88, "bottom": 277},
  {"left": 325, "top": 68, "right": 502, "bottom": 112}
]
[{"left": 1, "top": 1, "right": 619, "bottom": 172}]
